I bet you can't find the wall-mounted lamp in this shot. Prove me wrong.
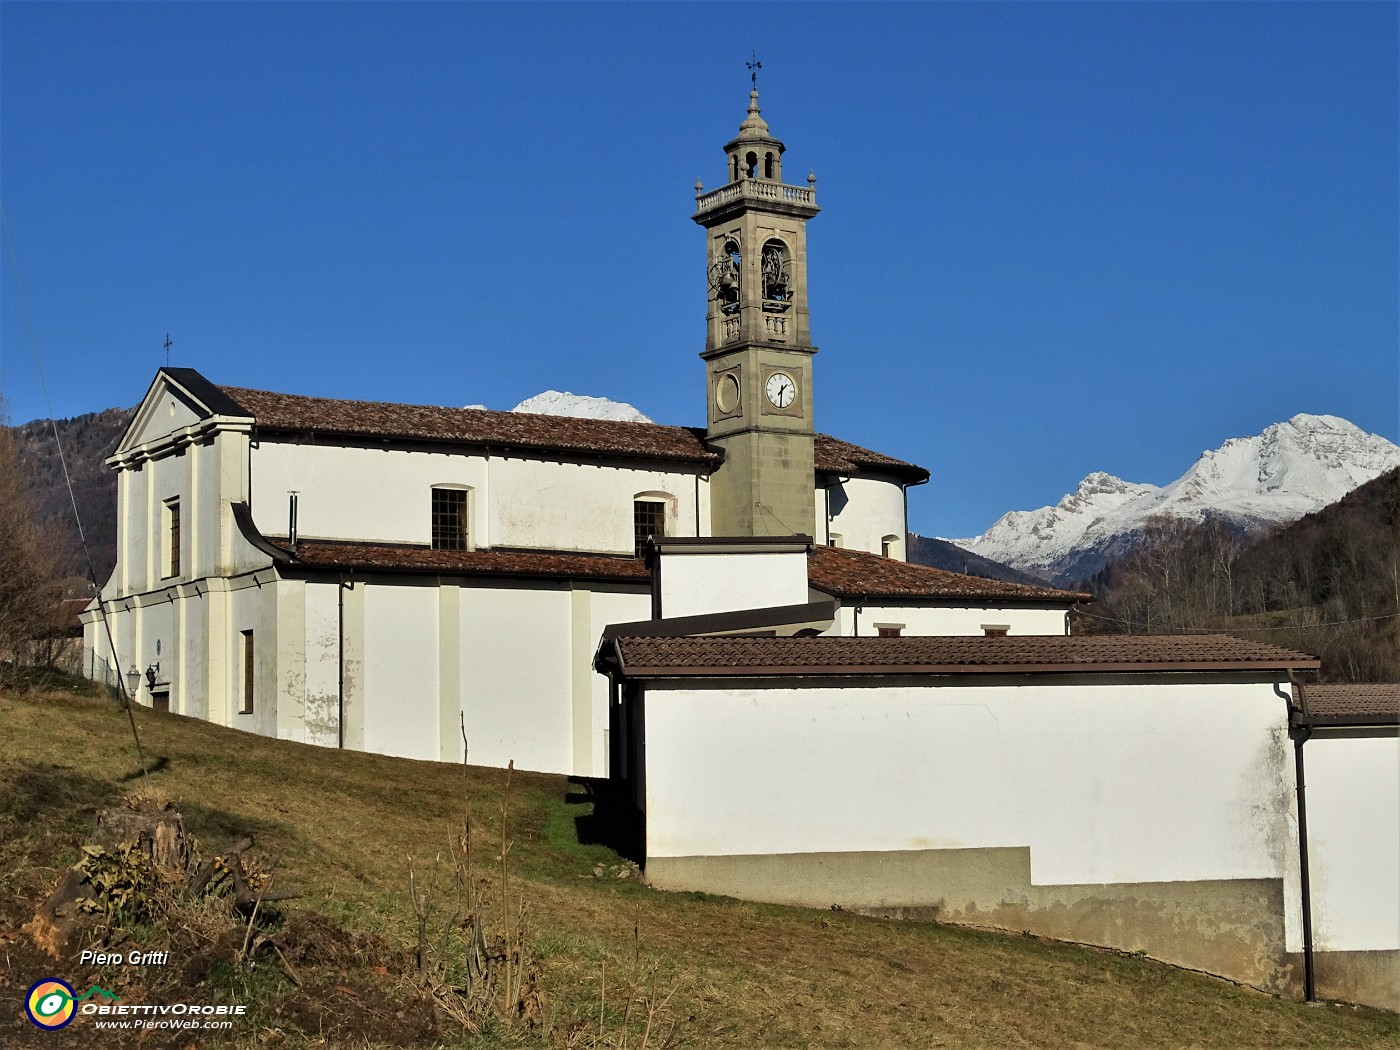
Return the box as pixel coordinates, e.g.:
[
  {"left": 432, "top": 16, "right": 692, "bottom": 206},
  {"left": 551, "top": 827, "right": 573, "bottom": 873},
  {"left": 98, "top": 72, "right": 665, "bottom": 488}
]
[{"left": 144, "top": 664, "right": 159, "bottom": 692}]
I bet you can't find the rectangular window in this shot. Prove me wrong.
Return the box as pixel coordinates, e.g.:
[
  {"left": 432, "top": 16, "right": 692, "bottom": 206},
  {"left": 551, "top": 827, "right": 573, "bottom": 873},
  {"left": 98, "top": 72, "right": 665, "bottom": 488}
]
[
  {"left": 240, "top": 630, "right": 255, "bottom": 713},
  {"left": 431, "top": 488, "right": 470, "bottom": 551},
  {"left": 876, "top": 625, "right": 904, "bottom": 638},
  {"left": 164, "top": 498, "right": 181, "bottom": 577},
  {"left": 634, "top": 500, "right": 666, "bottom": 557},
  {"left": 983, "top": 625, "right": 1010, "bottom": 638}
]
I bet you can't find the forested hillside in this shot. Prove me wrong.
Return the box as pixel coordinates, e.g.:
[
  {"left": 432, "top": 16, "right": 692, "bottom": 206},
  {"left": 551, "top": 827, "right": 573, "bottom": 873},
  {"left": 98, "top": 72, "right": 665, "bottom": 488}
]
[
  {"left": 1081, "top": 468, "right": 1400, "bottom": 682},
  {"left": 9, "top": 407, "right": 132, "bottom": 584}
]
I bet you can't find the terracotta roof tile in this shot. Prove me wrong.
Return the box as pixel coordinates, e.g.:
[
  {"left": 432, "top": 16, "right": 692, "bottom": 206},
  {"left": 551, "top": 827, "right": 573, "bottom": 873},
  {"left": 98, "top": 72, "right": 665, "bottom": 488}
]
[
  {"left": 279, "top": 540, "right": 650, "bottom": 583},
  {"left": 813, "top": 434, "right": 928, "bottom": 482},
  {"left": 211, "top": 383, "right": 926, "bottom": 479},
  {"left": 608, "top": 633, "right": 1321, "bottom": 677},
  {"left": 220, "top": 386, "right": 722, "bottom": 465},
  {"left": 268, "top": 536, "right": 1086, "bottom": 603},
  {"left": 809, "top": 545, "right": 1087, "bottom": 603},
  {"left": 1295, "top": 683, "right": 1400, "bottom": 723}
]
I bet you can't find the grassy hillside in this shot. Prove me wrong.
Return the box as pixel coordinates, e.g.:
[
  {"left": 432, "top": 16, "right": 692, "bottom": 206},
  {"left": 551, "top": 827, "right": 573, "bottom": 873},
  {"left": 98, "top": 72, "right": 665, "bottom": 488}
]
[{"left": 2, "top": 682, "right": 1396, "bottom": 1049}]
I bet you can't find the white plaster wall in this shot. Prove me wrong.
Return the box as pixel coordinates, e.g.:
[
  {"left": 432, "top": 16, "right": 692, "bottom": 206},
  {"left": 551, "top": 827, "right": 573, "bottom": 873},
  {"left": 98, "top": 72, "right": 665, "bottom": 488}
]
[
  {"left": 824, "top": 603, "right": 1070, "bottom": 637},
  {"left": 228, "top": 580, "right": 276, "bottom": 738},
  {"left": 459, "top": 584, "right": 574, "bottom": 773},
  {"left": 250, "top": 441, "right": 703, "bottom": 553},
  {"left": 124, "top": 384, "right": 206, "bottom": 448},
  {"left": 491, "top": 458, "right": 700, "bottom": 553},
  {"left": 585, "top": 587, "right": 651, "bottom": 774},
  {"left": 179, "top": 591, "right": 209, "bottom": 719},
  {"left": 642, "top": 677, "right": 1296, "bottom": 889},
  {"left": 362, "top": 586, "right": 441, "bottom": 761},
  {"left": 659, "top": 550, "right": 810, "bottom": 619},
  {"left": 128, "top": 598, "right": 176, "bottom": 709},
  {"left": 1304, "top": 732, "right": 1400, "bottom": 952},
  {"left": 820, "top": 475, "right": 905, "bottom": 557},
  {"left": 302, "top": 582, "right": 341, "bottom": 748}
]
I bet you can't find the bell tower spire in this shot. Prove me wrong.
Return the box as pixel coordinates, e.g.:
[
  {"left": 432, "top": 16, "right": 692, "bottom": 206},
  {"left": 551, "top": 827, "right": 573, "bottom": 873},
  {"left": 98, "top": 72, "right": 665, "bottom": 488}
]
[{"left": 694, "top": 84, "right": 820, "bottom": 539}]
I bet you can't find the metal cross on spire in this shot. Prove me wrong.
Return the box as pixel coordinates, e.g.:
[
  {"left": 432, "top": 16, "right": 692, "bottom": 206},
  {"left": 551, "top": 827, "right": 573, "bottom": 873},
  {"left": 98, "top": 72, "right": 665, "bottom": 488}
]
[
  {"left": 163, "top": 332, "right": 172, "bottom": 366},
  {"left": 747, "top": 51, "right": 762, "bottom": 91}
]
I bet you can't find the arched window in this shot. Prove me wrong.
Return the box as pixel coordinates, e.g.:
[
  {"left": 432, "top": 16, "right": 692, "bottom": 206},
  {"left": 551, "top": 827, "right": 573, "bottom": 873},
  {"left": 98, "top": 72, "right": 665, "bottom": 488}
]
[
  {"left": 709, "top": 240, "right": 741, "bottom": 314},
  {"left": 764, "top": 152, "right": 774, "bottom": 179},
  {"left": 881, "top": 534, "right": 903, "bottom": 560},
  {"left": 760, "top": 239, "right": 791, "bottom": 305},
  {"left": 745, "top": 151, "right": 758, "bottom": 178}
]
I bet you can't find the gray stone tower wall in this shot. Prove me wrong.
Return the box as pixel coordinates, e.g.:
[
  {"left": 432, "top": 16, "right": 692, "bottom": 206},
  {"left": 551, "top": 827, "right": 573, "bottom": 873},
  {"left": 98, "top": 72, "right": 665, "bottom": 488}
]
[{"left": 694, "top": 90, "right": 820, "bottom": 539}]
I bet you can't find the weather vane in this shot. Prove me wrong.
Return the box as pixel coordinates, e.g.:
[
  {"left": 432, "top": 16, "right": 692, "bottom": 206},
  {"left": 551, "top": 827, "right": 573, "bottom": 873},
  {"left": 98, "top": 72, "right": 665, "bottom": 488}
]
[{"left": 747, "top": 51, "right": 762, "bottom": 91}]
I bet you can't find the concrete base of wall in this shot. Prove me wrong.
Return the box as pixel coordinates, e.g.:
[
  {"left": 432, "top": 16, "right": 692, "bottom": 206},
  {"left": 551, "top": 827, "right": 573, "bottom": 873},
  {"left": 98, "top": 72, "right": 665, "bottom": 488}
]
[
  {"left": 647, "top": 848, "right": 1297, "bottom": 996},
  {"left": 1297, "top": 950, "right": 1400, "bottom": 1012}
]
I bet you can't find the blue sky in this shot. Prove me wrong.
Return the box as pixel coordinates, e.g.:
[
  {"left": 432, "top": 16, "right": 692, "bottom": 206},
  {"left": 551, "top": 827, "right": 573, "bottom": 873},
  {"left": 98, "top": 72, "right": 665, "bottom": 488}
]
[{"left": 2, "top": 2, "right": 1395, "bottom": 538}]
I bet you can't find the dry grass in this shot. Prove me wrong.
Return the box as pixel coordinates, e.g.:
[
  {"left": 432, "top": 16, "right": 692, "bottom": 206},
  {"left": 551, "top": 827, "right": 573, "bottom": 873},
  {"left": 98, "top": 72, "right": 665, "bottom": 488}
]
[{"left": 2, "top": 681, "right": 1397, "bottom": 1049}]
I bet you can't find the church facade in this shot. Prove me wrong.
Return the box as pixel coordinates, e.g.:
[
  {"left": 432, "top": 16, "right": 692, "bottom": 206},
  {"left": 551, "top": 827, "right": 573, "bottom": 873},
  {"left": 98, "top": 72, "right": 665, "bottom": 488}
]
[{"left": 82, "top": 92, "right": 1084, "bottom": 776}]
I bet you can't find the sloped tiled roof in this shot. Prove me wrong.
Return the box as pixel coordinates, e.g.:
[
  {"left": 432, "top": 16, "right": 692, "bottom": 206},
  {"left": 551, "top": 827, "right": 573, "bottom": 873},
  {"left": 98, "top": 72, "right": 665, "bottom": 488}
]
[
  {"left": 1294, "top": 683, "right": 1400, "bottom": 724},
  {"left": 605, "top": 633, "right": 1321, "bottom": 678},
  {"left": 219, "top": 386, "right": 723, "bottom": 466},
  {"left": 275, "top": 540, "right": 651, "bottom": 584},
  {"left": 813, "top": 434, "right": 927, "bottom": 481},
  {"left": 199, "top": 380, "right": 926, "bottom": 479},
  {"left": 262, "top": 535, "right": 1081, "bottom": 603},
  {"left": 809, "top": 545, "right": 1086, "bottom": 603}
]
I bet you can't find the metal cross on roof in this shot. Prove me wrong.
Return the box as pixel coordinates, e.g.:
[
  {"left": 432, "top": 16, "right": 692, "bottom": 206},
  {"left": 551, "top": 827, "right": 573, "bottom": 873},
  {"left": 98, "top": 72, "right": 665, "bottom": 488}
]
[{"left": 747, "top": 51, "right": 762, "bottom": 90}]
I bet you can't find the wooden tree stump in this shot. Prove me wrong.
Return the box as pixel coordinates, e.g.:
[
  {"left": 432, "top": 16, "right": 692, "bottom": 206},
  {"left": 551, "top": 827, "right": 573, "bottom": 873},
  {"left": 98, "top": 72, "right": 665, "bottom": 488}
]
[{"left": 95, "top": 797, "right": 189, "bottom": 877}]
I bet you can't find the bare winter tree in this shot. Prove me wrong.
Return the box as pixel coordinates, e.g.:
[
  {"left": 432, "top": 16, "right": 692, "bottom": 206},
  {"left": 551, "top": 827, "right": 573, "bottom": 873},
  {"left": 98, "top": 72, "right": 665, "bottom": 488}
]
[{"left": 0, "top": 399, "right": 64, "bottom": 690}]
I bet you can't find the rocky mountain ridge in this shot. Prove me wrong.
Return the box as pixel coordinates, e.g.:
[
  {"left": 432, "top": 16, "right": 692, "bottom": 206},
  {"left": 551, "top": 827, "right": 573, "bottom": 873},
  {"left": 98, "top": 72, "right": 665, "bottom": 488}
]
[{"left": 955, "top": 414, "right": 1400, "bottom": 585}]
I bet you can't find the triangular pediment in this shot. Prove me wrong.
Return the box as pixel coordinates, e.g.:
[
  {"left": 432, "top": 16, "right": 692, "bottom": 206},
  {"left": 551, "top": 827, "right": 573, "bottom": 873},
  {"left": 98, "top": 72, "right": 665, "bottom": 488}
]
[{"left": 114, "top": 368, "right": 252, "bottom": 457}]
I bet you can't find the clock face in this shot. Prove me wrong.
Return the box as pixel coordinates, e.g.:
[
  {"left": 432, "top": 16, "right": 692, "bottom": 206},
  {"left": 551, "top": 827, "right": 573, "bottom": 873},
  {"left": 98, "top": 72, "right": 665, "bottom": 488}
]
[{"left": 765, "top": 371, "right": 796, "bottom": 409}]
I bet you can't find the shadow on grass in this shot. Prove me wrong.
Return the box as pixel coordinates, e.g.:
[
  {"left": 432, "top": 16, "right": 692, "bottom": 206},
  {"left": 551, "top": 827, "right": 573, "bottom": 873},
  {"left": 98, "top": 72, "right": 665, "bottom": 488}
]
[
  {"left": 118, "top": 754, "right": 171, "bottom": 781},
  {"left": 0, "top": 761, "right": 122, "bottom": 826},
  {"left": 567, "top": 775, "right": 643, "bottom": 864}
]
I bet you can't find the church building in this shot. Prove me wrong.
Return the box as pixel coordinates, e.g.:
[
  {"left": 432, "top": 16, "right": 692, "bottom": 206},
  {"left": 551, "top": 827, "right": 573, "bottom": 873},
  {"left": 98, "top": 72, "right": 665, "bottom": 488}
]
[{"left": 82, "top": 89, "right": 1085, "bottom": 777}]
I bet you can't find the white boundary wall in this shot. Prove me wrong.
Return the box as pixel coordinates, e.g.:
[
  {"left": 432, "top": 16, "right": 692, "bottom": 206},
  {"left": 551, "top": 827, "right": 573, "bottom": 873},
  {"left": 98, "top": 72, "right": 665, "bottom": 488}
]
[
  {"left": 642, "top": 677, "right": 1300, "bottom": 895},
  {"left": 1305, "top": 730, "right": 1400, "bottom": 953}
]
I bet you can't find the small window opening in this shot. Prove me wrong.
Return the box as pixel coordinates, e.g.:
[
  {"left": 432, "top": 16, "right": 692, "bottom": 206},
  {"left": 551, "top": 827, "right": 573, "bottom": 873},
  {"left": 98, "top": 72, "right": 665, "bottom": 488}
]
[
  {"left": 876, "top": 625, "right": 903, "bottom": 638},
  {"left": 634, "top": 500, "right": 666, "bottom": 557},
  {"left": 764, "top": 152, "right": 774, "bottom": 179},
  {"left": 983, "top": 625, "right": 1010, "bottom": 638},
  {"left": 164, "top": 498, "right": 181, "bottom": 577},
  {"left": 881, "top": 534, "right": 902, "bottom": 560},
  {"left": 432, "top": 488, "right": 470, "bottom": 551},
  {"left": 240, "top": 630, "right": 255, "bottom": 713}
]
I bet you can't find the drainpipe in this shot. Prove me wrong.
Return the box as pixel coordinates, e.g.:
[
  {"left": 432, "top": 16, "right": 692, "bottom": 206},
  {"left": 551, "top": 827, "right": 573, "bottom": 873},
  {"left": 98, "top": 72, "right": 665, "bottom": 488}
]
[
  {"left": 1286, "top": 668, "right": 1316, "bottom": 1002},
  {"left": 902, "top": 475, "right": 930, "bottom": 558}
]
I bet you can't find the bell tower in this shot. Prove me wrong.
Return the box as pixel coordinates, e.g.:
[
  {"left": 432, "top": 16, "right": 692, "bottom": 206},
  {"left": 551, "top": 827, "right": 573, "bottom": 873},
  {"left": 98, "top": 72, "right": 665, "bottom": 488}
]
[{"left": 694, "top": 88, "right": 820, "bottom": 538}]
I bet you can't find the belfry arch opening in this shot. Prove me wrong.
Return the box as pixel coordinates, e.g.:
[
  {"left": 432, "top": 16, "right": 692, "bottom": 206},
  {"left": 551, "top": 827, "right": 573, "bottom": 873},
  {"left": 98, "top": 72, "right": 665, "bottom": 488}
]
[{"left": 760, "top": 239, "right": 792, "bottom": 308}]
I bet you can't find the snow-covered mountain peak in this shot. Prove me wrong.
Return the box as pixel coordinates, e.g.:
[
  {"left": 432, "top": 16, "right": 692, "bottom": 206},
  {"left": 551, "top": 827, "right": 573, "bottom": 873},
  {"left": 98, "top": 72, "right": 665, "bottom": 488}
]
[
  {"left": 508, "top": 390, "right": 653, "bottom": 423},
  {"left": 955, "top": 414, "right": 1400, "bottom": 584}
]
